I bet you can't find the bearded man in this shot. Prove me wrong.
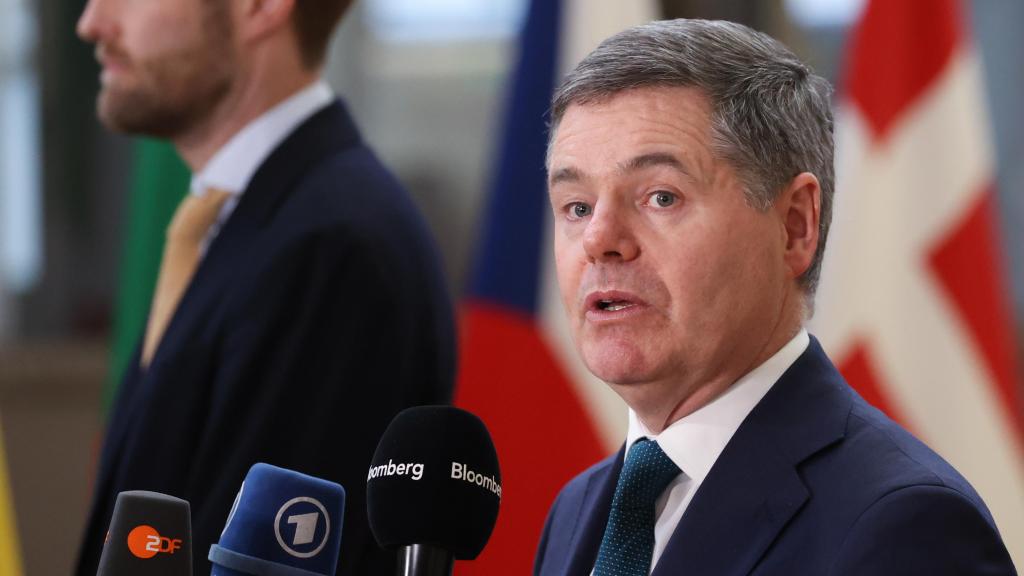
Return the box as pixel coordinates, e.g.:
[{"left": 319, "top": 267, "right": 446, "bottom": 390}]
[{"left": 75, "top": 0, "right": 454, "bottom": 573}]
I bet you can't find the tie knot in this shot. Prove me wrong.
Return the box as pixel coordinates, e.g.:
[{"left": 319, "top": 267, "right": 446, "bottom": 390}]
[
  {"left": 167, "top": 188, "right": 232, "bottom": 245},
  {"left": 614, "top": 439, "right": 680, "bottom": 509}
]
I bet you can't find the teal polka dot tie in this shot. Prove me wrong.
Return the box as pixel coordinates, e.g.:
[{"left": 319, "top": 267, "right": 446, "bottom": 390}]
[{"left": 593, "top": 439, "right": 681, "bottom": 576}]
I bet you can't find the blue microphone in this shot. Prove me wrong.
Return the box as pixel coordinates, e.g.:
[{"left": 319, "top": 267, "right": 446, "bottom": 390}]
[{"left": 208, "top": 463, "right": 346, "bottom": 576}]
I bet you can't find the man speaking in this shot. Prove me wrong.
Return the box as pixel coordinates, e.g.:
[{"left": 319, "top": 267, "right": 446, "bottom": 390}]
[
  {"left": 535, "top": 19, "right": 1016, "bottom": 575},
  {"left": 74, "top": 0, "right": 454, "bottom": 574}
]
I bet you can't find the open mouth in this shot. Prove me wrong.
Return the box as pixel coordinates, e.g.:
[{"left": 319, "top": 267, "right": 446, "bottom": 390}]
[
  {"left": 585, "top": 290, "right": 645, "bottom": 317},
  {"left": 596, "top": 300, "right": 635, "bottom": 312}
]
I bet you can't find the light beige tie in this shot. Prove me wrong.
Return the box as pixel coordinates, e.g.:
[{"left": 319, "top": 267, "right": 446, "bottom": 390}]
[{"left": 141, "top": 189, "right": 232, "bottom": 367}]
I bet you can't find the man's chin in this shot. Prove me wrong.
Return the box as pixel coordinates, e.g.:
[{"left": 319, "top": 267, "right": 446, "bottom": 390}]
[
  {"left": 96, "top": 90, "right": 181, "bottom": 138},
  {"left": 581, "top": 346, "right": 655, "bottom": 386}
]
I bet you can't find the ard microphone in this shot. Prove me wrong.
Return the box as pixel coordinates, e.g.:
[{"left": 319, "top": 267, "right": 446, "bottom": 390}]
[
  {"left": 208, "top": 463, "right": 346, "bottom": 576},
  {"left": 96, "top": 490, "right": 193, "bottom": 575},
  {"left": 366, "top": 406, "right": 501, "bottom": 576}
]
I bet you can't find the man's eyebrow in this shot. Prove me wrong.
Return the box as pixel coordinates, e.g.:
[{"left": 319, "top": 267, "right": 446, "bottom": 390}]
[
  {"left": 549, "top": 153, "right": 690, "bottom": 186},
  {"left": 549, "top": 166, "right": 583, "bottom": 186},
  {"left": 618, "top": 152, "right": 690, "bottom": 176}
]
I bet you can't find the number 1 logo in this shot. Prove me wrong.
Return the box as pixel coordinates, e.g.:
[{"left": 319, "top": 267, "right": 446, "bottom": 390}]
[
  {"left": 274, "top": 497, "right": 331, "bottom": 558},
  {"left": 287, "top": 512, "right": 319, "bottom": 546}
]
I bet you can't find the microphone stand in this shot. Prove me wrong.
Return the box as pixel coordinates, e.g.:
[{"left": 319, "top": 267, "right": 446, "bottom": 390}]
[{"left": 397, "top": 544, "right": 454, "bottom": 576}]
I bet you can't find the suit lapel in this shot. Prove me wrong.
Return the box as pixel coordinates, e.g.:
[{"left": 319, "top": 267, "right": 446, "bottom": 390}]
[
  {"left": 653, "top": 338, "right": 851, "bottom": 576},
  {"left": 652, "top": 426, "right": 809, "bottom": 576},
  {"left": 563, "top": 448, "right": 622, "bottom": 576},
  {"left": 93, "top": 344, "right": 145, "bottom": 493},
  {"left": 145, "top": 100, "right": 362, "bottom": 373}
]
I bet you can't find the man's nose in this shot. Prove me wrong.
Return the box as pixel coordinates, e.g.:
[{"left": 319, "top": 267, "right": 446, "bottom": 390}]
[
  {"left": 582, "top": 203, "right": 640, "bottom": 262},
  {"left": 77, "top": 0, "right": 113, "bottom": 43}
]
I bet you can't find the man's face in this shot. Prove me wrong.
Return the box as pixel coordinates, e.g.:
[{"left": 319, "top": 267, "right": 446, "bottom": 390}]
[
  {"left": 77, "top": 0, "right": 236, "bottom": 137},
  {"left": 548, "top": 86, "right": 791, "bottom": 395}
]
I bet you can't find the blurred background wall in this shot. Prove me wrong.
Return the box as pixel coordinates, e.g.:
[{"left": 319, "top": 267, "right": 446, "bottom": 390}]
[{"left": 0, "top": 0, "right": 1020, "bottom": 573}]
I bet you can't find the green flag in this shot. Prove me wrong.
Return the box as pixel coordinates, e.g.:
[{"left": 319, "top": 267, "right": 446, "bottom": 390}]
[{"left": 106, "top": 139, "right": 189, "bottom": 413}]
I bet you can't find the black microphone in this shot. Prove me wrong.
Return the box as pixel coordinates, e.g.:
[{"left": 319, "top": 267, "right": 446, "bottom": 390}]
[
  {"left": 366, "top": 406, "right": 502, "bottom": 576},
  {"left": 208, "top": 463, "right": 346, "bottom": 576},
  {"left": 96, "top": 490, "right": 193, "bottom": 575}
]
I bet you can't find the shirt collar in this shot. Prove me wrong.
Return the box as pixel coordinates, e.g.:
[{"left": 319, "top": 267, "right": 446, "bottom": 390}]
[
  {"left": 626, "top": 328, "right": 810, "bottom": 483},
  {"left": 190, "top": 79, "right": 334, "bottom": 197}
]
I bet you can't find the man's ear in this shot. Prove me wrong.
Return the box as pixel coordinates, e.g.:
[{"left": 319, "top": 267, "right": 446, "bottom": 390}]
[
  {"left": 776, "top": 172, "right": 821, "bottom": 280},
  {"left": 236, "top": 0, "right": 296, "bottom": 42}
]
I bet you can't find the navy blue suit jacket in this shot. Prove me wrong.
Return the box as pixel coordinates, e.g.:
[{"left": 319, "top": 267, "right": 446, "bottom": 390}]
[
  {"left": 535, "top": 338, "right": 1016, "bottom": 575},
  {"left": 76, "top": 100, "right": 455, "bottom": 576}
]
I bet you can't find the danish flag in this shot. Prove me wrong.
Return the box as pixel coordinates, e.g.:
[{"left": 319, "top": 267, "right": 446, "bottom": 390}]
[{"left": 813, "top": 0, "right": 1024, "bottom": 566}]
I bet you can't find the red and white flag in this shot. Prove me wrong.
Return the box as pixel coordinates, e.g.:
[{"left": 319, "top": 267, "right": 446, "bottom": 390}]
[{"left": 814, "top": 0, "right": 1024, "bottom": 565}]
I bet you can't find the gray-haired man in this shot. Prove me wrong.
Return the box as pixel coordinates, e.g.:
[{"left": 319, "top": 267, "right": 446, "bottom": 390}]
[{"left": 534, "top": 19, "right": 1015, "bottom": 576}]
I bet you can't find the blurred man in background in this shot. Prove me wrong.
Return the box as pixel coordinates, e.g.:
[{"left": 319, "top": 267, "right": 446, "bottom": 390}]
[
  {"left": 74, "top": 0, "right": 455, "bottom": 573},
  {"left": 535, "top": 19, "right": 1016, "bottom": 575}
]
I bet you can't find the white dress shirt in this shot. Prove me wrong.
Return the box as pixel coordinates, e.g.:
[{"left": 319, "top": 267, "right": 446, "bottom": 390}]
[
  {"left": 188, "top": 79, "right": 335, "bottom": 250},
  {"left": 598, "top": 328, "right": 810, "bottom": 575}
]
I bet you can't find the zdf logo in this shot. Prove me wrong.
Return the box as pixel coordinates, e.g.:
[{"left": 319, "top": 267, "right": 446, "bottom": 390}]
[
  {"left": 127, "top": 525, "right": 183, "bottom": 558},
  {"left": 274, "top": 497, "right": 330, "bottom": 558}
]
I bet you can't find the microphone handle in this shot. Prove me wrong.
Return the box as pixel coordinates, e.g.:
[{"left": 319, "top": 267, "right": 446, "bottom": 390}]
[{"left": 397, "top": 544, "right": 454, "bottom": 576}]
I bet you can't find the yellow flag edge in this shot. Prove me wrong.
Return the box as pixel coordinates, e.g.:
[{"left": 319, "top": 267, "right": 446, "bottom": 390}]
[{"left": 0, "top": 428, "right": 23, "bottom": 576}]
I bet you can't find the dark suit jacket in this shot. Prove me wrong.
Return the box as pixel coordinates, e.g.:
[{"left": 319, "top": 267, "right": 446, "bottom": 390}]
[
  {"left": 76, "top": 100, "right": 455, "bottom": 576},
  {"left": 535, "top": 338, "right": 1017, "bottom": 575}
]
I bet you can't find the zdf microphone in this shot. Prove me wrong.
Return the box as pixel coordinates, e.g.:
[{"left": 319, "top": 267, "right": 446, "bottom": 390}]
[
  {"left": 96, "top": 490, "right": 192, "bottom": 575},
  {"left": 209, "top": 463, "right": 346, "bottom": 576},
  {"left": 366, "top": 405, "right": 501, "bottom": 575}
]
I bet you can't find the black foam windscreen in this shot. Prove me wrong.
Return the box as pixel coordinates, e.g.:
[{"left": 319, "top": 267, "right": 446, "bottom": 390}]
[
  {"left": 366, "top": 406, "right": 501, "bottom": 560},
  {"left": 96, "top": 491, "right": 192, "bottom": 576}
]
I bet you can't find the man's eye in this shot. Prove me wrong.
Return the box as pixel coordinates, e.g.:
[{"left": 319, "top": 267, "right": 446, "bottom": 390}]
[
  {"left": 652, "top": 191, "right": 676, "bottom": 208},
  {"left": 569, "top": 202, "right": 592, "bottom": 218}
]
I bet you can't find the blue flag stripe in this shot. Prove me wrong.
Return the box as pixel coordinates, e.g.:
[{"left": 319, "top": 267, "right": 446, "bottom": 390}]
[{"left": 468, "top": 0, "right": 561, "bottom": 315}]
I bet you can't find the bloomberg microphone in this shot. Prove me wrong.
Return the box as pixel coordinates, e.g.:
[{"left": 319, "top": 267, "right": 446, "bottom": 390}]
[
  {"left": 208, "top": 463, "right": 346, "bottom": 576},
  {"left": 366, "top": 405, "right": 501, "bottom": 576},
  {"left": 95, "top": 490, "right": 193, "bottom": 576}
]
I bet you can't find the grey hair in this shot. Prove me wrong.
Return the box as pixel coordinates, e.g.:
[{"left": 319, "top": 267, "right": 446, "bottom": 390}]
[{"left": 549, "top": 19, "right": 834, "bottom": 296}]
